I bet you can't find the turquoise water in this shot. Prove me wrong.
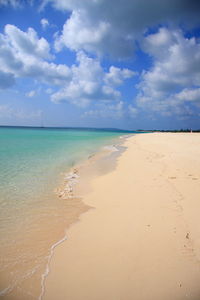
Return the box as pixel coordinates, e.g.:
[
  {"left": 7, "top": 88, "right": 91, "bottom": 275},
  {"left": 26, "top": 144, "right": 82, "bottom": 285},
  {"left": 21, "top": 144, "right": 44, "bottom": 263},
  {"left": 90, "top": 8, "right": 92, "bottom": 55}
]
[
  {"left": 0, "top": 127, "right": 126, "bottom": 221},
  {"left": 0, "top": 127, "right": 131, "bottom": 299}
]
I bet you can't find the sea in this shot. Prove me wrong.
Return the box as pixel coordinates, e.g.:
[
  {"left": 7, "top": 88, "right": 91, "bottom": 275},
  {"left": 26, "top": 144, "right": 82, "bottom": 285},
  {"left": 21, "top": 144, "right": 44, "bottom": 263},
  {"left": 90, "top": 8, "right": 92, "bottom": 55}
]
[{"left": 0, "top": 126, "right": 133, "bottom": 299}]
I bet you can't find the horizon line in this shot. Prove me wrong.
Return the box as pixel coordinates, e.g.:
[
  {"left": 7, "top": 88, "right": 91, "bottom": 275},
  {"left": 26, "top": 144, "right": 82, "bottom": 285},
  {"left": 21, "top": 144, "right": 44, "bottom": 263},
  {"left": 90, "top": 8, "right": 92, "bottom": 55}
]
[
  {"left": 0, "top": 125, "right": 137, "bottom": 132},
  {"left": 0, "top": 125, "right": 198, "bottom": 132}
]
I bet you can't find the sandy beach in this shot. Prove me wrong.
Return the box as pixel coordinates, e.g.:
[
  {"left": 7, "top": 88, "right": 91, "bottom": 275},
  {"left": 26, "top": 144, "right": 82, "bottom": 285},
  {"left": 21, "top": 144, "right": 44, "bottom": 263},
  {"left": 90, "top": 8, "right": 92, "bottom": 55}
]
[{"left": 43, "top": 133, "right": 200, "bottom": 300}]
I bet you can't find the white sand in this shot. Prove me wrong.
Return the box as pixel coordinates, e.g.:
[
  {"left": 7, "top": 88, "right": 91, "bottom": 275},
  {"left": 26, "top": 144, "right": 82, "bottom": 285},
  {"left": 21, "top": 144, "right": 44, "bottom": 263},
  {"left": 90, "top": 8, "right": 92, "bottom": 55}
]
[{"left": 43, "top": 133, "right": 200, "bottom": 300}]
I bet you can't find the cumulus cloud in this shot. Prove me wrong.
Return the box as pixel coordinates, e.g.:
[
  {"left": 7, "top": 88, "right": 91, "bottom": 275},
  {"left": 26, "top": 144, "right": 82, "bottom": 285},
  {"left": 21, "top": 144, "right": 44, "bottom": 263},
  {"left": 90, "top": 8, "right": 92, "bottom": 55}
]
[
  {"left": 4, "top": 24, "right": 51, "bottom": 59},
  {"left": 104, "top": 66, "right": 136, "bottom": 86},
  {"left": 175, "top": 88, "right": 200, "bottom": 102},
  {"left": 51, "top": 51, "right": 135, "bottom": 106},
  {"left": 0, "top": 24, "right": 71, "bottom": 86},
  {"left": 136, "top": 28, "right": 200, "bottom": 116},
  {"left": 0, "top": 24, "right": 135, "bottom": 109},
  {"left": 40, "top": 18, "right": 49, "bottom": 30},
  {"left": 43, "top": 0, "right": 200, "bottom": 58},
  {"left": 1, "top": 2, "right": 199, "bottom": 120}
]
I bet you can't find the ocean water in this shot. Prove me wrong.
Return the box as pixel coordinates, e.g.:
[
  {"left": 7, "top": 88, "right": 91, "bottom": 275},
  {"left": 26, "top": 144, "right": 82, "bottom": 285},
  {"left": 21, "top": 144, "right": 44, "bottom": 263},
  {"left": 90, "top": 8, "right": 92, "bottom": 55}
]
[{"left": 0, "top": 127, "right": 131, "bottom": 299}]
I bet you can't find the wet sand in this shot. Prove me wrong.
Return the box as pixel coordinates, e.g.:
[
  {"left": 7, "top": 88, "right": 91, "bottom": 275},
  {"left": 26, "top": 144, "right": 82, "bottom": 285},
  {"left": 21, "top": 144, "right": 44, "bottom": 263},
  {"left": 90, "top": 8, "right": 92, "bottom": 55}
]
[{"left": 43, "top": 133, "right": 200, "bottom": 300}]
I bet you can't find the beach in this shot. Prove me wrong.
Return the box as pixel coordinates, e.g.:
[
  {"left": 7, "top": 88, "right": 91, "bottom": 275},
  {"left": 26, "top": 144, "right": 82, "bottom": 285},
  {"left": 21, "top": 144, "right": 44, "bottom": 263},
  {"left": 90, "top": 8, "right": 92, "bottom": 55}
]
[
  {"left": 43, "top": 133, "right": 200, "bottom": 300},
  {"left": 0, "top": 127, "right": 126, "bottom": 299}
]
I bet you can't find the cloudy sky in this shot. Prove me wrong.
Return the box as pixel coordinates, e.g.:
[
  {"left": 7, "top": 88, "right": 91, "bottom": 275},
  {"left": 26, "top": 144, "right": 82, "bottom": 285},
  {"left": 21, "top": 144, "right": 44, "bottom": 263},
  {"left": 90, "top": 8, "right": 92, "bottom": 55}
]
[{"left": 0, "top": 0, "right": 200, "bottom": 130}]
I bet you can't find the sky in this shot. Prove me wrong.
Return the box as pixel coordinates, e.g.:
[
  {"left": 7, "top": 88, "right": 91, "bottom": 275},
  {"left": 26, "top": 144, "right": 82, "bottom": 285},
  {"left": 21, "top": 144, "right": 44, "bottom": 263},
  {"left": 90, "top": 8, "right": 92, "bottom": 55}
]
[{"left": 0, "top": 0, "right": 200, "bottom": 130}]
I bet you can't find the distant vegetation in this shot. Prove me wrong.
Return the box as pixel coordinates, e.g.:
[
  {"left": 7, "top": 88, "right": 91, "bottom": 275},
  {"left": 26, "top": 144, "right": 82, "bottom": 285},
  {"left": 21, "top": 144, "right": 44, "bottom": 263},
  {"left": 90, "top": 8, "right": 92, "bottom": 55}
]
[{"left": 137, "top": 129, "right": 200, "bottom": 133}]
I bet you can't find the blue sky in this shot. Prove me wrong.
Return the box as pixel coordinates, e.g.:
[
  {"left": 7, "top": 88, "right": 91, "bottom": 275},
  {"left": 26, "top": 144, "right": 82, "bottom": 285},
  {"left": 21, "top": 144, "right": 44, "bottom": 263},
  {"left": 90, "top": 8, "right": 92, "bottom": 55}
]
[{"left": 0, "top": 0, "right": 200, "bottom": 130}]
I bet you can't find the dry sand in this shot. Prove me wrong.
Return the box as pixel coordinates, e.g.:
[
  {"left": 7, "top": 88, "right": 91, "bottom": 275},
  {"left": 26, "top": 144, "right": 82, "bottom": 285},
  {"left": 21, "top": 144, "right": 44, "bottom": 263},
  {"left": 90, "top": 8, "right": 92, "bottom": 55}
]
[{"left": 43, "top": 133, "right": 200, "bottom": 300}]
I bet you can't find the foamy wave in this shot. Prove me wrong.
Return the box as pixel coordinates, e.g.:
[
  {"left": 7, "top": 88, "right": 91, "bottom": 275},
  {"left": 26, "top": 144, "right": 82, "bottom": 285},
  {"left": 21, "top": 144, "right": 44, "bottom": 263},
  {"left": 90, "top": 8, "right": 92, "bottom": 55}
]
[
  {"left": 56, "top": 168, "right": 79, "bottom": 199},
  {"left": 39, "top": 233, "right": 68, "bottom": 300},
  {"left": 103, "top": 145, "right": 119, "bottom": 152}
]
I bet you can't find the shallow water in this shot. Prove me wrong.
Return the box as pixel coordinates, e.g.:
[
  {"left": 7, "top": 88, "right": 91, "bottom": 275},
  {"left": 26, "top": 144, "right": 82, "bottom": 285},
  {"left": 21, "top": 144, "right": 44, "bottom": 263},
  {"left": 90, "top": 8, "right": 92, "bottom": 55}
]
[{"left": 0, "top": 127, "right": 131, "bottom": 299}]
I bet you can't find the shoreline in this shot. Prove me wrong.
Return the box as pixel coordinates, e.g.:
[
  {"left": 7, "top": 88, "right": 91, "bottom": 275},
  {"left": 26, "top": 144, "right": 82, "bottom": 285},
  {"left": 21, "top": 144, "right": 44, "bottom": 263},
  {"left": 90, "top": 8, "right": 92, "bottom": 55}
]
[
  {"left": 55, "top": 135, "right": 129, "bottom": 200},
  {"left": 0, "top": 132, "right": 129, "bottom": 300},
  {"left": 39, "top": 134, "right": 131, "bottom": 300},
  {"left": 43, "top": 133, "right": 200, "bottom": 300}
]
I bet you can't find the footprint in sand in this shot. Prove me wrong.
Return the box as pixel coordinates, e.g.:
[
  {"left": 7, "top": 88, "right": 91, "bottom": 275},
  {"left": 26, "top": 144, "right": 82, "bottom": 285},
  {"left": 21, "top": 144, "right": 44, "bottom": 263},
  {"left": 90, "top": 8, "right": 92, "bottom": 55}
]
[
  {"left": 183, "top": 245, "right": 195, "bottom": 259},
  {"left": 174, "top": 205, "right": 183, "bottom": 213},
  {"left": 188, "top": 174, "right": 198, "bottom": 180}
]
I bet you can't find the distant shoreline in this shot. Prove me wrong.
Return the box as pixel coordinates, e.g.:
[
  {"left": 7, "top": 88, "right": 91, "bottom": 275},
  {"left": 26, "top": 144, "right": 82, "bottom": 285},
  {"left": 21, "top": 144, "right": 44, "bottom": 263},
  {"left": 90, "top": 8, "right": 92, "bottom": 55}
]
[{"left": 0, "top": 125, "right": 199, "bottom": 132}]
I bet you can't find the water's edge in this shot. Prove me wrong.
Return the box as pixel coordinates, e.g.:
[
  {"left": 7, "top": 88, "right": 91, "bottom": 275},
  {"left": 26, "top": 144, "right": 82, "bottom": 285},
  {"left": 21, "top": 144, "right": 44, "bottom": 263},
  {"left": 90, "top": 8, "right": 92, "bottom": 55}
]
[{"left": 39, "top": 134, "right": 133, "bottom": 300}]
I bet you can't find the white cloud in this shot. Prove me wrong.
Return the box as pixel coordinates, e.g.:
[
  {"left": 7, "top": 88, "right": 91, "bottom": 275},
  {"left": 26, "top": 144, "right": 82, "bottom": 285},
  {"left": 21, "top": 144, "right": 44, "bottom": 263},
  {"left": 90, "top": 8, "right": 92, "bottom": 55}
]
[
  {"left": 25, "top": 90, "right": 36, "bottom": 97},
  {"left": 0, "top": 24, "right": 135, "bottom": 108},
  {"left": 5, "top": 24, "right": 51, "bottom": 59},
  {"left": 51, "top": 51, "right": 134, "bottom": 106},
  {"left": 40, "top": 18, "right": 49, "bottom": 30},
  {"left": 0, "top": 24, "right": 71, "bottom": 86},
  {"left": 105, "top": 66, "right": 136, "bottom": 86},
  {"left": 136, "top": 28, "right": 200, "bottom": 116},
  {"left": 175, "top": 88, "right": 200, "bottom": 102},
  {"left": 142, "top": 28, "right": 176, "bottom": 60},
  {"left": 43, "top": 0, "right": 200, "bottom": 58},
  {"left": 54, "top": 10, "right": 111, "bottom": 55}
]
